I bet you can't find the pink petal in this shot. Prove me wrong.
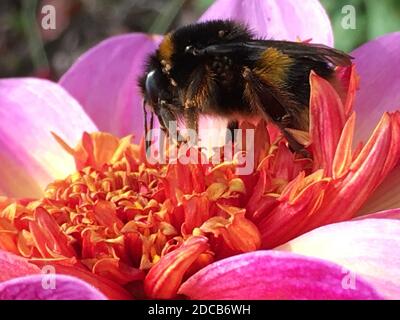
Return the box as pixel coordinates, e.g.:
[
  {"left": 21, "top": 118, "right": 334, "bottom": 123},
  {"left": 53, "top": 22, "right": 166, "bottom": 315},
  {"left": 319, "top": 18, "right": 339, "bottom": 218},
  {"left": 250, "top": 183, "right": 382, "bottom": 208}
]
[
  {"left": 0, "top": 250, "right": 41, "bottom": 282},
  {"left": 351, "top": 33, "right": 400, "bottom": 215},
  {"left": 0, "top": 78, "right": 97, "bottom": 198},
  {"left": 0, "top": 274, "right": 106, "bottom": 300},
  {"left": 278, "top": 219, "right": 400, "bottom": 299},
  {"left": 59, "top": 34, "right": 160, "bottom": 140},
  {"left": 179, "top": 251, "right": 381, "bottom": 300},
  {"left": 359, "top": 166, "right": 400, "bottom": 215},
  {"left": 352, "top": 32, "right": 400, "bottom": 141},
  {"left": 199, "top": 0, "right": 333, "bottom": 45},
  {"left": 354, "top": 208, "right": 400, "bottom": 220}
]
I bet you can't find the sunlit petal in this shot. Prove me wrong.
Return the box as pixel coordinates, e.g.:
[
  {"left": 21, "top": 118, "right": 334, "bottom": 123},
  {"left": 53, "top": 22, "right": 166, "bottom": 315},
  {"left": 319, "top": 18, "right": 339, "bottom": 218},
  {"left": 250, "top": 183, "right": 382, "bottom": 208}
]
[
  {"left": 352, "top": 32, "right": 400, "bottom": 142},
  {"left": 60, "top": 34, "right": 160, "bottom": 139},
  {"left": 0, "top": 78, "right": 97, "bottom": 198},
  {"left": 200, "top": 0, "right": 333, "bottom": 45},
  {"left": 278, "top": 219, "right": 400, "bottom": 299}
]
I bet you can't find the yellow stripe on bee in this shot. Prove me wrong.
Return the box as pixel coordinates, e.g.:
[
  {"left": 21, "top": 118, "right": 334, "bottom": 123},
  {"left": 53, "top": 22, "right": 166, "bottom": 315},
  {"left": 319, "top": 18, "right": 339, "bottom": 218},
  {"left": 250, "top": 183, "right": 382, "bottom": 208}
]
[
  {"left": 254, "top": 47, "right": 293, "bottom": 85},
  {"left": 158, "top": 33, "right": 174, "bottom": 63}
]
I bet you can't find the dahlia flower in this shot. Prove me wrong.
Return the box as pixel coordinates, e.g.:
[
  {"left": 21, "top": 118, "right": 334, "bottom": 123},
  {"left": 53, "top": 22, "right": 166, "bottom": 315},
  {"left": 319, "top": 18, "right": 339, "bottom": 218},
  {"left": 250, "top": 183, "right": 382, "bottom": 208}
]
[{"left": 0, "top": 0, "right": 399, "bottom": 300}]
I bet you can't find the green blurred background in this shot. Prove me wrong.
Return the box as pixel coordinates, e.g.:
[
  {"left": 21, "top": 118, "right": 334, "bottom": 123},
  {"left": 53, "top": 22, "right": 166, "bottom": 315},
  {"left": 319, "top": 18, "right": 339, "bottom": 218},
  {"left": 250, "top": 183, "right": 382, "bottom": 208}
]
[{"left": 0, "top": 0, "right": 399, "bottom": 79}]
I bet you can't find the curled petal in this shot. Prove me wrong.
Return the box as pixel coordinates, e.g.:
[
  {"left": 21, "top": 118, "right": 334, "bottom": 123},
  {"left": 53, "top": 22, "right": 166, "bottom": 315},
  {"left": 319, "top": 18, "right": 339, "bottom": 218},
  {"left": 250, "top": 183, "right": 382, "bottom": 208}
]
[
  {"left": 199, "top": 0, "right": 333, "bottom": 45},
  {"left": 179, "top": 251, "right": 381, "bottom": 300},
  {"left": 309, "top": 72, "right": 346, "bottom": 175},
  {"left": 278, "top": 219, "right": 400, "bottom": 299},
  {"left": 312, "top": 113, "right": 400, "bottom": 227},
  {"left": 332, "top": 112, "right": 356, "bottom": 179},
  {"left": 0, "top": 78, "right": 97, "bottom": 197},
  {"left": 92, "top": 258, "right": 144, "bottom": 285},
  {"left": 144, "top": 236, "right": 209, "bottom": 299},
  {"left": 60, "top": 34, "right": 160, "bottom": 139},
  {"left": 33, "top": 207, "right": 76, "bottom": 258},
  {"left": 54, "top": 132, "right": 136, "bottom": 171},
  {"left": 259, "top": 177, "right": 328, "bottom": 248},
  {"left": 201, "top": 205, "right": 261, "bottom": 252},
  {"left": 0, "top": 274, "right": 106, "bottom": 300}
]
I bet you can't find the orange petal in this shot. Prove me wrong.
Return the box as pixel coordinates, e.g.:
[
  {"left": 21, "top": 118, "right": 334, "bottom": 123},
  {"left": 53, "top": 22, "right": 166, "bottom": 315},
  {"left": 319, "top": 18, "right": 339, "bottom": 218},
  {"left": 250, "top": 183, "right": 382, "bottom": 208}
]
[
  {"left": 92, "top": 258, "right": 144, "bottom": 285},
  {"left": 28, "top": 207, "right": 75, "bottom": 259},
  {"left": 332, "top": 112, "right": 356, "bottom": 179},
  {"left": 144, "top": 236, "right": 209, "bottom": 299},
  {"left": 93, "top": 200, "right": 123, "bottom": 229},
  {"left": 222, "top": 209, "right": 261, "bottom": 252},
  {"left": 201, "top": 205, "right": 261, "bottom": 252},
  {"left": 54, "top": 131, "right": 121, "bottom": 170},
  {"left": 182, "top": 195, "right": 210, "bottom": 235},
  {"left": 0, "top": 217, "right": 18, "bottom": 254}
]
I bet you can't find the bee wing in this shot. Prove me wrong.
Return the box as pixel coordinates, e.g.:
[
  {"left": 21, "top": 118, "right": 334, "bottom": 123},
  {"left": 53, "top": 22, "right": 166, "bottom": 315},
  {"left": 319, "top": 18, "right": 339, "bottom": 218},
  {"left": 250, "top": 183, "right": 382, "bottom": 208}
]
[
  {"left": 196, "top": 40, "right": 352, "bottom": 67},
  {"left": 252, "top": 40, "right": 353, "bottom": 66}
]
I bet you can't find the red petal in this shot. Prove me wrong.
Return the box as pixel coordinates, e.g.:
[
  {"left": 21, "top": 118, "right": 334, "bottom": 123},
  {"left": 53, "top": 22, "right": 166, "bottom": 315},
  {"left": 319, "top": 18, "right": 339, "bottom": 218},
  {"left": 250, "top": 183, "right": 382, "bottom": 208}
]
[
  {"left": 32, "top": 260, "right": 132, "bottom": 300},
  {"left": 309, "top": 72, "right": 346, "bottom": 175},
  {"left": 92, "top": 258, "right": 144, "bottom": 285},
  {"left": 32, "top": 207, "right": 76, "bottom": 258},
  {"left": 311, "top": 113, "right": 400, "bottom": 227},
  {"left": 182, "top": 195, "right": 210, "bottom": 235},
  {"left": 259, "top": 177, "right": 328, "bottom": 248}
]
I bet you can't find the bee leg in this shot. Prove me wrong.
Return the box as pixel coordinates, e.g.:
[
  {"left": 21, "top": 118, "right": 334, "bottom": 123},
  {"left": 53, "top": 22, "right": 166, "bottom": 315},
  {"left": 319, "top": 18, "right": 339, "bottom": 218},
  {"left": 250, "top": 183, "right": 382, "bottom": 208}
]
[
  {"left": 158, "top": 100, "right": 185, "bottom": 144},
  {"left": 226, "top": 120, "right": 239, "bottom": 144},
  {"left": 276, "top": 114, "right": 310, "bottom": 158},
  {"left": 282, "top": 129, "right": 310, "bottom": 157},
  {"left": 142, "top": 99, "right": 150, "bottom": 151},
  {"left": 184, "top": 101, "right": 199, "bottom": 145},
  {"left": 242, "top": 67, "right": 309, "bottom": 157}
]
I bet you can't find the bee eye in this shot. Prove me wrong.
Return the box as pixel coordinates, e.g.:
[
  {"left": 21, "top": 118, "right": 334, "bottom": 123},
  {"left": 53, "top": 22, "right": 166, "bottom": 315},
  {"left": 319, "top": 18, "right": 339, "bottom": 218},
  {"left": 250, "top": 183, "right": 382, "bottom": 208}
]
[
  {"left": 145, "top": 70, "right": 160, "bottom": 105},
  {"left": 185, "top": 45, "right": 199, "bottom": 56}
]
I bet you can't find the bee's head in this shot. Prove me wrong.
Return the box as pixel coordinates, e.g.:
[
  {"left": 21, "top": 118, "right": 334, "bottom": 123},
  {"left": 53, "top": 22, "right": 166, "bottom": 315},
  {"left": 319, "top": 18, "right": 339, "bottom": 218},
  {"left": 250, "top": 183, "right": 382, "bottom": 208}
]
[
  {"left": 139, "top": 56, "right": 172, "bottom": 111},
  {"left": 143, "top": 69, "right": 160, "bottom": 108}
]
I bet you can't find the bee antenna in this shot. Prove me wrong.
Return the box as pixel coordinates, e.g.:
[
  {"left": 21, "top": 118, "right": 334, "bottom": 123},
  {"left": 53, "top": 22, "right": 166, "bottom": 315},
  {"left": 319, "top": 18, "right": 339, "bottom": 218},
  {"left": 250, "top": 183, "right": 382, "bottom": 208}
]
[
  {"left": 150, "top": 110, "right": 154, "bottom": 133},
  {"left": 142, "top": 99, "right": 150, "bottom": 154}
]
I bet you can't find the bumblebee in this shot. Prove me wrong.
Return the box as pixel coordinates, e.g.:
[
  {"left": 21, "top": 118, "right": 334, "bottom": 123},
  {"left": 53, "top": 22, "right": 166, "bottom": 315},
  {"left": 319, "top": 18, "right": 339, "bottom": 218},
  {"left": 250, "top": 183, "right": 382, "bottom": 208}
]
[{"left": 139, "top": 20, "right": 352, "bottom": 152}]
